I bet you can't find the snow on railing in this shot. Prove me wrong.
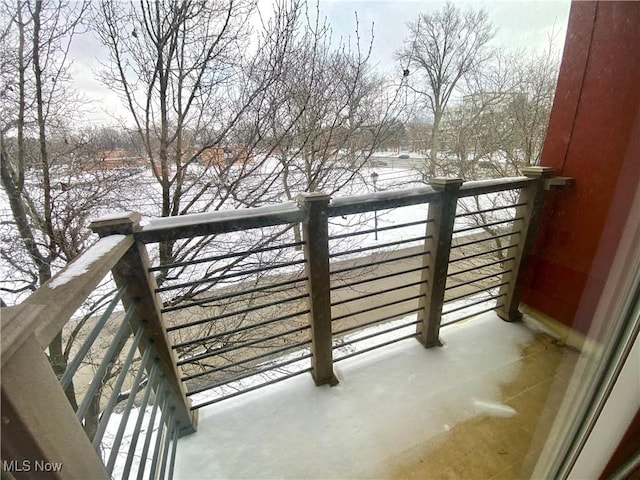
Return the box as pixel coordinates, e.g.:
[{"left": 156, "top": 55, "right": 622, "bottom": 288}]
[
  {"left": 2, "top": 168, "right": 562, "bottom": 479},
  {"left": 2, "top": 213, "right": 197, "bottom": 480},
  {"left": 126, "top": 168, "right": 555, "bottom": 409}
]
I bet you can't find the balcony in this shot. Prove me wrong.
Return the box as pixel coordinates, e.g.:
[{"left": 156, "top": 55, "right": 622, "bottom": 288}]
[
  {"left": 3, "top": 2, "right": 639, "bottom": 477},
  {"left": 1, "top": 168, "right": 582, "bottom": 479},
  {"left": 173, "top": 312, "right": 580, "bottom": 479}
]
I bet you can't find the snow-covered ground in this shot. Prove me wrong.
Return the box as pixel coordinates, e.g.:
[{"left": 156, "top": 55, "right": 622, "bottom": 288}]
[
  {"left": 174, "top": 312, "right": 537, "bottom": 479},
  {"left": 0, "top": 159, "right": 517, "bottom": 306}
]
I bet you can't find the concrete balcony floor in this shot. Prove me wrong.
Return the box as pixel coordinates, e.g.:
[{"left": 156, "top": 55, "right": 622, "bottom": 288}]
[{"left": 174, "top": 313, "right": 579, "bottom": 479}]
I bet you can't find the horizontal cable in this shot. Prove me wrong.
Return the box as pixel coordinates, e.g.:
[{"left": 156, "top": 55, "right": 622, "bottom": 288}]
[
  {"left": 329, "top": 219, "right": 431, "bottom": 241},
  {"left": 149, "top": 240, "right": 305, "bottom": 272},
  {"left": 441, "top": 304, "right": 505, "bottom": 327},
  {"left": 187, "top": 353, "right": 312, "bottom": 396},
  {"left": 455, "top": 202, "right": 526, "bottom": 218},
  {"left": 330, "top": 235, "right": 429, "bottom": 259},
  {"left": 447, "top": 257, "right": 514, "bottom": 277},
  {"left": 330, "top": 265, "right": 428, "bottom": 292},
  {"left": 178, "top": 324, "right": 310, "bottom": 366},
  {"left": 167, "top": 292, "right": 309, "bottom": 332},
  {"left": 172, "top": 309, "right": 310, "bottom": 349},
  {"left": 448, "top": 245, "right": 513, "bottom": 264},
  {"left": 445, "top": 271, "right": 510, "bottom": 291},
  {"left": 334, "top": 332, "right": 418, "bottom": 363},
  {"left": 182, "top": 339, "right": 313, "bottom": 381},
  {"left": 444, "top": 282, "right": 509, "bottom": 305},
  {"left": 453, "top": 217, "right": 522, "bottom": 235},
  {"left": 333, "top": 307, "right": 422, "bottom": 337},
  {"left": 447, "top": 257, "right": 515, "bottom": 278},
  {"left": 331, "top": 281, "right": 423, "bottom": 308},
  {"left": 334, "top": 319, "right": 419, "bottom": 350},
  {"left": 332, "top": 294, "right": 422, "bottom": 323},
  {"left": 451, "top": 231, "right": 519, "bottom": 250},
  {"left": 162, "top": 276, "right": 308, "bottom": 313},
  {"left": 442, "top": 294, "right": 504, "bottom": 316},
  {"left": 156, "top": 259, "right": 307, "bottom": 293},
  {"left": 330, "top": 249, "right": 430, "bottom": 276},
  {"left": 191, "top": 367, "right": 312, "bottom": 410}
]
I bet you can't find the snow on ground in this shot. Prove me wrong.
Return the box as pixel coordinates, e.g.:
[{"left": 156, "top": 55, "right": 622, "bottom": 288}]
[
  {"left": 174, "top": 312, "right": 534, "bottom": 479},
  {"left": 100, "top": 404, "right": 165, "bottom": 480},
  {"left": 1, "top": 161, "right": 516, "bottom": 305}
]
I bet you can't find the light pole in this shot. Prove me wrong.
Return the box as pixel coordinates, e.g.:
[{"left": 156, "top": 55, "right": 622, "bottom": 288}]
[{"left": 371, "top": 171, "right": 379, "bottom": 241}]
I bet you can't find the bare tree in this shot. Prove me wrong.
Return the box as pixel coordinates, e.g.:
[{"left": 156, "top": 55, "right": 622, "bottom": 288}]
[
  {"left": 441, "top": 42, "right": 560, "bottom": 180},
  {"left": 94, "top": 0, "right": 404, "bottom": 301},
  {"left": 94, "top": 0, "right": 309, "bottom": 275},
  {"left": 396, "top": 2, "right": 494, "bottom": 177},
  {"left": 0, "top": 0, "right": 138, "bottom": 438},
  {"left": 476, "top": 47, "right": 559, "bottom": 177},
  {"left": 1, "top": 0, "right": 82, "bottom": 292},
  {"left": 439, "top": 41, "right": 560, "bottom": 269}
]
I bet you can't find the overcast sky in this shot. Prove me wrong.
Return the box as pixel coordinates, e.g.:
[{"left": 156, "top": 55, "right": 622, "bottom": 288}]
[
  {"left": 318, "top": 0, "right": 570, "bottom": 69},
  {"left": 70, "top": 0, "right": 571, "bottom": 125}
]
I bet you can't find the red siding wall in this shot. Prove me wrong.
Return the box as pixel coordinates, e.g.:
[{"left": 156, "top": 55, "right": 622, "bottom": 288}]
[{"left": 522, "top": 1, "right": 640, "bottom": 335}]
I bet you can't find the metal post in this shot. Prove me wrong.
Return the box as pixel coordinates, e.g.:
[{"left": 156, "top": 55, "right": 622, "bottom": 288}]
[
  {"left": 496, "top": 167, "right": 554, "bottom": 322},
  {"left": 90, "top": 212, "right": 198, "bottom": 436},
  {"left": 297, "top": 193, "right": 338, "bottom": 386},
  {"left": 417, "top": 178, "right": 463, "bottom": 347}
]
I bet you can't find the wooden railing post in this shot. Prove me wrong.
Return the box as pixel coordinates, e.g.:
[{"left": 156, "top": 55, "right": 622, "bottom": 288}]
[
  {"left": 1, "top": 329, "right": 109, "bottom": 479},
  {"left": 417, "top": 178, "right": 464, "bottom": 348},
  {"left": 297, "top": 193, "right": 338, "bottom": 386},
  {"left": 496, "top": 166, "right": 555, "bottom": 322},
  {"left": 90, "top": 212, "right": 198, "bottom": 436}
]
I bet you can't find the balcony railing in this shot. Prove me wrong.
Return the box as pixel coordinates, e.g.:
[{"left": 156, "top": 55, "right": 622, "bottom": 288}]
[{"left": 1, "top": 167, "right": 568, "bottom": 479}]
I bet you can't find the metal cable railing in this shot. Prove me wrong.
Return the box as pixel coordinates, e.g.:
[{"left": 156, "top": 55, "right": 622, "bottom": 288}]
[
  {"left": 129, "top": 178, "right": 542, "bottom": 409},
  {"left": 151, "top": 177, "right": 540, "bottom": 381},
  {"left": 54, "top": 276, "right": 186, "bottom": 479},
  {"left": 3, "top": 170, "right": 561, "bottom": 478},
  {"left": 440, "top": 188, "right": 524, "bottom": 324},
  {"left": 151, "top": 226, "right": 312, "bottom": 409},
  {"left": 326, "top": 205, "right": 431, "bottom": 362}
]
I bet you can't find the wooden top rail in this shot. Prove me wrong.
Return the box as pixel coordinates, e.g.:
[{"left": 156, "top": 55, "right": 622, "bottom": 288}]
[
  {"left": 328, "top": 176, "right": 533, "bottom": 216},
  {"left": 328, "top": 186, "right": 441, "bottom": 217},
  {"left": 1, "top": 304, "right": 46, "bottom": 368},
  {"left": 458, "top": 177, "right": 534, "bottom": 198},
  {"left": 112, "top": 175, "right": 542, "bottom": 245},
  {"left": 136, "top": 201, "right": 305, "bottom": 244},
  {"left": 1, "top": 234, "right": 133, "bottom": 367},
  {"left": 66, "top": 175, "right": 550, "bottom": 253}
]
